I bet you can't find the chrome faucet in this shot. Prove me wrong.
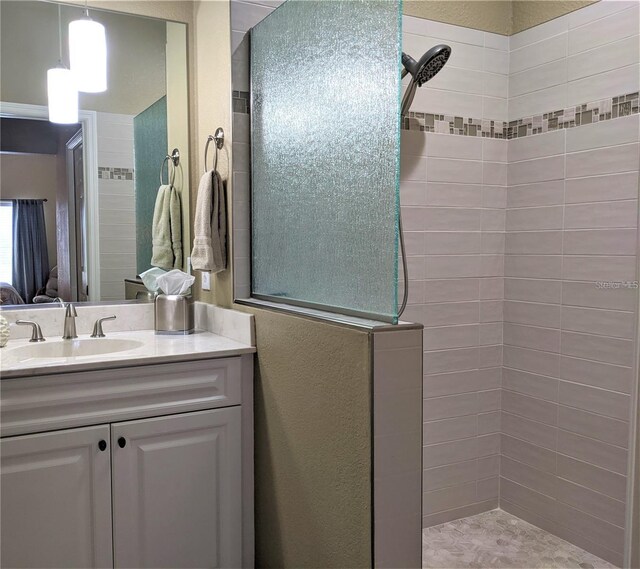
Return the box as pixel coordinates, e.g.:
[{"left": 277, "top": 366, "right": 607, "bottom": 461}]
[
  {"left": 16, "top": 320, "right": 46, "bottom": 342},
  {"left": 91, "top": 315, "right": 116, "bottom": 338},
  {"left": 62, "top": 303, "right": 78, "bottom": 340}
]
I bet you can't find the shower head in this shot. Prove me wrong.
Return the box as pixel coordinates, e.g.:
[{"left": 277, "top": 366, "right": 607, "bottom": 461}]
[
  {"left": 401, "top": 44, "right": 451, "bottom": 116},
  {"left": 402, "top": 45, "right": 451, "bottom": 87}
]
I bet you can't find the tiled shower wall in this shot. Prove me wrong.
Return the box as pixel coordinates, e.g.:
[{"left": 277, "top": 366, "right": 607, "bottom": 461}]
[
  {"left": 231, "top": 0, "right": 639, "bottom": 564},
  {"left": 500, "top": 4, "right": 639, "bottom": 566},
  {"left": 402, "top": 2, "right": 640, "bottom": 565},
  {"left": 96, "top": 112, "right": 136, "bottom": 300},
  {"left": 400, "top": 15, "right": 508, "bottom": 529}
]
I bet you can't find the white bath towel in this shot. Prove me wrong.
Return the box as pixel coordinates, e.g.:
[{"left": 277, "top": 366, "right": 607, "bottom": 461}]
[
  {"left": 151, "top": 184, "right": 183, "bottom": 270},
  {"left": 191, "top": 170, "right": 227, "bottom": 272}
]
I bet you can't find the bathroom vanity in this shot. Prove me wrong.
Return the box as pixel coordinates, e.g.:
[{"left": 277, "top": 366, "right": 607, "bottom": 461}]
[{"left": 0, "top": 305, "right": 255, "bottom": 569}]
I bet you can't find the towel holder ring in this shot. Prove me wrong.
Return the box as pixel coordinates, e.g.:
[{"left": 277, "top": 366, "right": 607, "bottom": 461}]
[
  {"left": 204, "top": 128, "right": 224, "bottom": 174},
  {"left": 160, "top": 148, "right": 180, "bottom": 186}
]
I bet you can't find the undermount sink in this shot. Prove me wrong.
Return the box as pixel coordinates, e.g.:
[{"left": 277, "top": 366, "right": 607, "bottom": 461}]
[{"left": 10, "top": 338, "right": 144, "bottom": 360}]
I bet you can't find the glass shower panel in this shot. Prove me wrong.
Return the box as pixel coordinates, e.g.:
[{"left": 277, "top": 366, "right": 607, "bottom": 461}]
[{"left": 250, "top": 0, "right": 401, "bottom": 323}]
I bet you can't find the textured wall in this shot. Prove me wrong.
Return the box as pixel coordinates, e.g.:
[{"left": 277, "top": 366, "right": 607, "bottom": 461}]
[
  {"left": 404, "top": 1, "right": 512, "bottom": 35},
  {"left": 0, "top": 154, "right": 58, "bottom": 268},
  {"left": 246, "top": 308, "right": 372, "bottom": 568}
]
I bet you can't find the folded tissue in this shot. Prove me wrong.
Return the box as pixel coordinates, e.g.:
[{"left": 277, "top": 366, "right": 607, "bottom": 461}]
[
  {"left": 156, "top": 269, "right": 196, "bottom": 296},
  {"left": 140, "top": 267, "right": 167, "bottom": 292}
]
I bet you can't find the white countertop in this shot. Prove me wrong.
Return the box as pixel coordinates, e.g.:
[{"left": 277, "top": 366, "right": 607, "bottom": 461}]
[{"left": 0, "top": 329, "right": 256, "bottom": 379}]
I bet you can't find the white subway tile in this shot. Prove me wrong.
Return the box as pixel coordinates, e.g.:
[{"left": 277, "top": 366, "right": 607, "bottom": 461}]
[
  {"left": 569, "top": 0, "right": 638, "bottom": 29},
  {"left": 427, "top": 158, "right": 483, "bottom": 184},
  {"left": 482, "top": 139, "right": 508, "bottom": 162},
  {"left": 483, "top": 73, "right": 509, "bottom": 99},
  {"left": 425, "top": 232, "right": 481, "bottom": 254},
  {"left": 400, "top": 181, "right": 427, "bottom": 206},
  {"left": 563, "top": 229, "right": 638, "bottom": 255},
  {"left": 425, "top": 66, "right": 485, "bottom": 95},
  {"left": 509, "top": 15, "right": 569, "bottom": 50},
  {"left": 508, "top": 130, "right": 565, "bottom": 162},
  {"left": 483, "top": 48, "right": 509, "bottom": 75},
  {"left": 483, "top": 162, "right": 507, "bottom": 186},
  {"left": 508, "top": 155, "right": 565, "bottom": 186},
  {"left": 568, "top": 4, "right": 639, "bottom": 55},
  {"left": 565, "top": 172, "right": 639, "bottom": 204},
  {"left": 566, "top": 115, "right": 640, "bottom": 153},
  {"left": 567, "top": 64, "right": 640, "bottom": 106},
  {"left": 425, "top": 183, "right": 483, "bottom": 207},
  {"left": 425, "top": 133, "right": 482, "bottom": 159},
  {"left": 510, "top": 59, "right": 567, "bottom": 98},
  {"left": 509, "top": 33, "right": 568, "bottom": 74},
  {"left": 423, "top": 208, "right": 482, "bottom": 231},
  {"left": 507, "top": 180, "right": 564, "bottom": 208},
  {"left": 509, "top": 84, "right": 567, "bottom": 122},
  {"left": 416, "top": 87, "right": 484, "bottom": 118},
  {"left": 400, "top": 154, "right": 427, "bottom": 182},
  {"left": 564, "top": 201, "right": 638, "bottom": 229},
  {"left": 563, "top": 255, "right": 637, "bottom": 281},
  {"left": 482, "top": 96, "right": 508, "bottom": 122},
  {"left": 427, "top": 19, "right": 485, "bottom": 46},
  {"left": 505, "top": 255, "right": 563, "bottom": 279},
  {"left": 401, "top": 130, "right": 428, "bottom": 156},
  {"left": 506, "top": 205, "right": 564, "bottom": 231},
  {"left": 485, "top": 31, "right": 509, "bottom": 51},
  {"left": 402, "top": 14, "right": 430, "bottom": 37},
  {"left": 568, "top": 35, "right": 640, "bottom": 82},
  {"left": 566, "top": 143, "right": 640, "bottom": 179}
]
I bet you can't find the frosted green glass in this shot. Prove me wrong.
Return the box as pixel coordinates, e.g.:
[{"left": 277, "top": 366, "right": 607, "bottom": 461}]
[
  {"left": 134, "top": 96, "right": 167, "bottom": 275},
  {"left": 250, "top": 0, "right": 401, "bottom": 323}
]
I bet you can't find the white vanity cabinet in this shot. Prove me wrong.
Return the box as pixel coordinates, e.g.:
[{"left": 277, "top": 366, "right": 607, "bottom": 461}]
[
  {"left": 112, "top": 408, "right": 242, "bottom": 568},
  {"left": 0, "top": 355, "right": 254, "bottom": 569},
  {"left": 0, "top": 425, "right": 114, "bottom": 569}
]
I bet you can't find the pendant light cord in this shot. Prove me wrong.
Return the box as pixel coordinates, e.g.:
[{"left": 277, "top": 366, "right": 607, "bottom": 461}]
[{"left": 57, "top": 5, "right": 63, "bottom": 64}]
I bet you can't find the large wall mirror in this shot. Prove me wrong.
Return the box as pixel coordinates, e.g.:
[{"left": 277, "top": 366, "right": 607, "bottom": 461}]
[{"left": 0, "top": 0, "right": 189, "bottom": 307}]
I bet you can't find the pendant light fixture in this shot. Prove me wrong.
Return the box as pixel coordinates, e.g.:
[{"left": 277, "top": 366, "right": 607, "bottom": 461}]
[
  {"left": 69, "top": 1, "right": 107, "bottom": 93},
  {"left": 47, "top": 5, "right": 78, "bottom": 124}
]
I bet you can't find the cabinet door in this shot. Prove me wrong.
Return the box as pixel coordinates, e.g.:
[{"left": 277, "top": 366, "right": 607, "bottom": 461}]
[
  {"left": 0, "top": 425, "right": 113, "bottom": 569},
  {"left": 112, "top": 408, "right": 242, "bottom": 569}
]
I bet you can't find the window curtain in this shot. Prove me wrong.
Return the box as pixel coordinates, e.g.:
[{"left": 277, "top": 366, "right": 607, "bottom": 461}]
[{"left": 12, "top": 199, "right": 49, "bottom": 303}]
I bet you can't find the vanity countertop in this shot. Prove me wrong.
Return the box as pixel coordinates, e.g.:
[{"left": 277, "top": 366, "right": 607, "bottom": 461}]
[{"left": 0, "top": 329, "right": 256, "bottom": 379}]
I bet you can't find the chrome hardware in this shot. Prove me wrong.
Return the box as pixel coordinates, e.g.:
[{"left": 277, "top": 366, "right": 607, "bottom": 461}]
[
  {"left": 203, "top": 128, "right": 224, "bottom": 173},
  {"left": 160, "top": 148, "right": 180, "bottom": 186},
  {"left": 90, "top": 315, "right": 116, "bottom": 338},
  {"left": 15, "top": 320, "right": 45, "bottom": 342},
  {"left": 62, "top": 303, "right": 78, "bottom": 340}
]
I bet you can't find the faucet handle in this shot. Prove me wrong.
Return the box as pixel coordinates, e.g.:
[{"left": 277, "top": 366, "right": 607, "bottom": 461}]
[
  {"left": 91, "top": 316, "right": 116, "bottom": 338},
  {"left": 16, "top": 320, "right": 46, "bottom": 342}
]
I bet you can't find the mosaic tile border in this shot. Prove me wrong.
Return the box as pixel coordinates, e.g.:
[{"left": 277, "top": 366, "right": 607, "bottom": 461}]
[
  {"left": 402, "top": 92, "right": 639, "bottom": 139},
  {"left": 233, "top": 90, "right": 251, "bottom": 114},
  {"left": 98, "top": 166, "right": 134, "bottom": 181}
]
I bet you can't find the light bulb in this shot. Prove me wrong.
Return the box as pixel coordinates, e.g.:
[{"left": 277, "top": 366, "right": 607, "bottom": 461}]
[
  {"left": 69, "top": 17, "right": 107, "bottom": 93},
  {"left": 47, "top": 67, "right": 78, "bottom": 124}
]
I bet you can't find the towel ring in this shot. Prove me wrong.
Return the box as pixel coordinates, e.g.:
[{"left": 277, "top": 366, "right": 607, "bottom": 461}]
[
  {"left": 204, "top": 128, "right": 224, "bottom": 174},
  {"left": 160, "top": 148, "right": 180, "bottom": 186}
]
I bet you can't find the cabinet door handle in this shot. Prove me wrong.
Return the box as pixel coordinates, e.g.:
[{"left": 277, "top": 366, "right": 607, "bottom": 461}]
[
  {"left": 118, "top": 437, "right": 127, "bottom": 448},
  {"left": 98, "top": 440, "right": 107, "bottom": 451}
]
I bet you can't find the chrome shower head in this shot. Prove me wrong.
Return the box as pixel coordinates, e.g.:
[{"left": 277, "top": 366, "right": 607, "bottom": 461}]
[
  {"left": 402, "top": 44, "right": 451, "bottom": 87},
  {"left": 401, "top": 44, "right": 452, "bottom": 116}
]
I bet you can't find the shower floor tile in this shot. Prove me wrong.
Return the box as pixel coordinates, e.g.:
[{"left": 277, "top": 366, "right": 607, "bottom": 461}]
[{"left": 422, "top": 509, "right": 616, "bottom": 569}]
